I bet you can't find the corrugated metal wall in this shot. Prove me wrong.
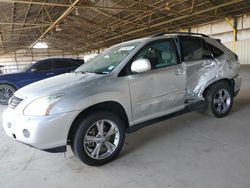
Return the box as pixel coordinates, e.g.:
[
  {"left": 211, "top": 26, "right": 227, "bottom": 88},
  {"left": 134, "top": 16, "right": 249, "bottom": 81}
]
[
  {"left": 192, "top": 14, "right": 250, "bottom": 65},
  {"left": 236, "top": 40, "right": 250, "bottom": 65},
  {"left": 223, "top": 40, "right": 250, "bottom": 65}
]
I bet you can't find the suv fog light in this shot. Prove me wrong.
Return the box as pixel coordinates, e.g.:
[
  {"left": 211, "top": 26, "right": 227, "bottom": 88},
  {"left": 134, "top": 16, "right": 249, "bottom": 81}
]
[{"left": 23, "top": 129, "right": 30, "bottom": 138}]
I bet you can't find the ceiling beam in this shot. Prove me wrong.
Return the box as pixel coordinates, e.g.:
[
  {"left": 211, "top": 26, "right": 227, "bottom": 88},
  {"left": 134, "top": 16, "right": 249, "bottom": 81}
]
[
  {"left": 0, "top": 0, "right": 69, "bottom": 7},
  {"left": 20, "top": 4, "right": 31, "bottom": 31},
  {"left": 1, "top": 25, "right": 49, "bottom": 31},
  {"left": 0, "top": 0, "right": 162, "bottom": 12},
  {"left": 29, "top": 0, "right": 80, "bottom": 48},
  {"left": 0, "top": 22, "right": 50, "bottom": 26},
  {"left": 190, "top": 0, "right": 196, "bottom": 14},
  {"left": 83, "top": 0, "right": 244, "bottom": 48}
]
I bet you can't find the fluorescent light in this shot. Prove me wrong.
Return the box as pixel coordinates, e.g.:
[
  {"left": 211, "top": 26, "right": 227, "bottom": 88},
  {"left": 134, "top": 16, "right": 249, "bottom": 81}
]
[{"left": 33, "top": 42, "right": 48, "bottom": 49}]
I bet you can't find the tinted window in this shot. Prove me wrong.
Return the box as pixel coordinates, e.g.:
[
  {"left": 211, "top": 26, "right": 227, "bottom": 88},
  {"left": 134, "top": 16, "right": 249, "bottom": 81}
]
[
  {"left": 207, "top": 43, "right": 224, "bottom": 58},
  {"left": 134, "top": 40, "right": 178, "bottom": 69},
  {"left": 34, "top": 61, "right": 52, "bottom": 71},
  {"left": 53, "top": 60, "right": 72, "bottom": 69},
  {"left": 180, "top": 36, "right": 212, "bottom": 61},
  {"left": 71, "top": 60, "right": 84, "bottom": 67}
]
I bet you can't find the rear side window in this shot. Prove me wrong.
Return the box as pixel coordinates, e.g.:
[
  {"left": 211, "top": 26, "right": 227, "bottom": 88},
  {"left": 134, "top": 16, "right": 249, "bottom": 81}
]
[
  {"left": 53, "top": 60, "right": 72, "bottom": 69},
  {"left": 34, "top": 61, "right": 52, "bottom": 71},
  {"left": 71, "top": 60, "right": 84, "bottom": 67},
  {"left": 180, "top": 36, "right": 212, "bottom": 61},
  {"left": 207, "top": 43, "right": 224, "bottom": 58}
]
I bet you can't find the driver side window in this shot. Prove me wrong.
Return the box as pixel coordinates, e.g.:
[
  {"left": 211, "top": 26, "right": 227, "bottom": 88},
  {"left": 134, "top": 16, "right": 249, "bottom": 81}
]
[
  {"left": 33, "top": 61, "right": 52, "bottom": 72},
  {"left": 134, "top": 40, "right": 178, "bottom": 70}
]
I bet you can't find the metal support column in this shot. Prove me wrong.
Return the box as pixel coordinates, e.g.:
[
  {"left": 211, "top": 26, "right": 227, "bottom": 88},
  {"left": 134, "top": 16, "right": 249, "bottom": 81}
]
[{"left": 225, "top": 17, "right": 237, "bottom": 52}]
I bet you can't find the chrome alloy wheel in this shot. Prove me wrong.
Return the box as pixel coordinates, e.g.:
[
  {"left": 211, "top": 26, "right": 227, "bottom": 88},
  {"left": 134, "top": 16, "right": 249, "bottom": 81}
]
[
  {"left": 213, "top": 88, "right": 231, "bottom": 114},
  {"left": 83, "top": 119, "right": 120, "bottom": 160},
  {"left": 0, "top": 86, "right": 15, "bottom": 105}
]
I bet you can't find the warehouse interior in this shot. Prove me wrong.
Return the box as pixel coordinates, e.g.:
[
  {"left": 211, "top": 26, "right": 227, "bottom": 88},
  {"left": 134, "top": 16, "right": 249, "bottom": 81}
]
[
  {"left": 0, "top": 0, "right": 250, "bottom": 187},
  {"left": 1, "top": 0, "right": 250, "bottom": 71}
]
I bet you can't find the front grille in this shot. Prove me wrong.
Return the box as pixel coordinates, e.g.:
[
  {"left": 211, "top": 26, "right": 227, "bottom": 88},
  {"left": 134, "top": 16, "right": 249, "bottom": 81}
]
[{"left": 9, "top": 96, "right": 23, "bottom": 109}]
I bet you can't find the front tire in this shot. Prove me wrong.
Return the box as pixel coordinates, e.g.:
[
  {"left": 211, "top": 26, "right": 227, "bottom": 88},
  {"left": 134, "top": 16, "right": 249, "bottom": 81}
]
[
  {"left": 71, "top": 111, "right": 125, "bottom": 166},
  {"left": 0, "top": 84, "right": 16, "bottom": 105},
  {"left": 202, "top": 81, "right": 233, "bottom": 118}
]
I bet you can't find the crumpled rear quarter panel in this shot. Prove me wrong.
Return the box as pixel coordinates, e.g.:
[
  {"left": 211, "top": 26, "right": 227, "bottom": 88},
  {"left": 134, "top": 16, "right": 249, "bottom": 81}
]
[{"left": 184, "top": 53, "right": 240, "bottom": 100}]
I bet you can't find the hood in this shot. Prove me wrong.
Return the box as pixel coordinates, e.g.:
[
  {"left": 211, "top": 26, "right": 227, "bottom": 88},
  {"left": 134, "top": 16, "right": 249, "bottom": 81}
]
[{"left": 15, "top": 72, "right": 102, "bottom": 98}]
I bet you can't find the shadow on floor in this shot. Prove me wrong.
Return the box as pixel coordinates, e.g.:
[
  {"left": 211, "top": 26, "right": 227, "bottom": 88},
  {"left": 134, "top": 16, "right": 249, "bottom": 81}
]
[{"left": 120, "top": 111, "right": 206, "bottom": 158}]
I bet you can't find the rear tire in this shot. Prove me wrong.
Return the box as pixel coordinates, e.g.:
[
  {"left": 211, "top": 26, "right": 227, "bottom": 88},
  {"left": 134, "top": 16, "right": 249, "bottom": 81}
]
[
  {"left": 0, "top": 84, "right": 16, "bottom": 105},
  {"left": 202, "top": 81, "right": 233, "bottom": 118},
  {"left": 71, "top": 111, "right": 125, "bottom": 166}
]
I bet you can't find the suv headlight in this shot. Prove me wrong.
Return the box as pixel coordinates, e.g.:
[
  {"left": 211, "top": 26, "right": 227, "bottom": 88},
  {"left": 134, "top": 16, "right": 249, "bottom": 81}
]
[{"left": 23, "top": 94, "right": 63, "bottom": 116}]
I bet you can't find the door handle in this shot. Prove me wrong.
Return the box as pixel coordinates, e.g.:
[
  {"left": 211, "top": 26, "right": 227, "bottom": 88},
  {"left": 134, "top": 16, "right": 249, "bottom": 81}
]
[
  {"left": 46, "top": 72, "right": 55, "bottom": 76},
  {"left": 175, "top": 69, "right": 183, "bottom": 75}
]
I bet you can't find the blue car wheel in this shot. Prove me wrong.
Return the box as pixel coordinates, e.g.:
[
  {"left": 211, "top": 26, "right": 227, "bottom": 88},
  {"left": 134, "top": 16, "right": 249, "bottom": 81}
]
[{"left": 0, "top": 84, "right": 16, "bottom": 105}]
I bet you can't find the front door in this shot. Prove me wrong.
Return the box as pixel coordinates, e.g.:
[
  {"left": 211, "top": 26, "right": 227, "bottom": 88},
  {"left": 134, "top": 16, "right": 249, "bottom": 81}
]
[
  {"left": 21, "top": 60, "right": 53, "bottom": 86},
  {"left": 128, "top": 39, "right": 186, "bottom": 124}
]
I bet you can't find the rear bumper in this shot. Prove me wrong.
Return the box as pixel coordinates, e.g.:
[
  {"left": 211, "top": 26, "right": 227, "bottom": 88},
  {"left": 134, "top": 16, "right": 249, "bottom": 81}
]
[{"left": 233, "top": 75, "right": 242, "bottom": 97}]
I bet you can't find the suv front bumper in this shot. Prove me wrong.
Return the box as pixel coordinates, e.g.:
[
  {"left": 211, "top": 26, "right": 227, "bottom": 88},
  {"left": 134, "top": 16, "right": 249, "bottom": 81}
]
[{"left": 2, "top": 108, "right": 78, "bottom": 152}]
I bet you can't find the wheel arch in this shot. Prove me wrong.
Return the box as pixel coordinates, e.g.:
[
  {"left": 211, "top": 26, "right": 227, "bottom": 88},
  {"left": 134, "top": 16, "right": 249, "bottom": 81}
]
[
  {"left": 202, "top": 78, "right": 234, "bottom": 97},
  {"left": 0, "top": 81, "right": 18, "bottom": 90},
  {"left": 67, "top": 101, "right": 129, "bottom": 144}
]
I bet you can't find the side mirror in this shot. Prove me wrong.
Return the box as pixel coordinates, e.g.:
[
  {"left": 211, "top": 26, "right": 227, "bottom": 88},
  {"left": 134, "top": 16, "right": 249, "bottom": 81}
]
[
  {"left": 131, "top": 59, "right": 151, "bottom": 73},
  {"left": 30, "top": 68, "right": 37, "bottom": 72}
]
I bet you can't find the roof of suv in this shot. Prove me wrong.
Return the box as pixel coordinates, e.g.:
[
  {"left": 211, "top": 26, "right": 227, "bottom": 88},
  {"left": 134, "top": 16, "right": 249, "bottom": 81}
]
[
  {"left": 125, "top": 32, "right": 212, "bottom": 45},
  {"left": 151, "top": 32, "right": 209, "bottom": 38}
]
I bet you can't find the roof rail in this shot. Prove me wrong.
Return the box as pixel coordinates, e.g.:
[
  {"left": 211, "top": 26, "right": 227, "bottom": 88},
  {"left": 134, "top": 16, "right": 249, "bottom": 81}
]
[{"left": 152, "top": 32, "right": 210, "bottom": 38}]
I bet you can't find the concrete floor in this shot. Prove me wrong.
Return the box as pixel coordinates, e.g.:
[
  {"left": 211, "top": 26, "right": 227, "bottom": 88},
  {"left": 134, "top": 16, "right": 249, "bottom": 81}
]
[{"left": 0, "top": 66, "right": 250, "bottom": 188}]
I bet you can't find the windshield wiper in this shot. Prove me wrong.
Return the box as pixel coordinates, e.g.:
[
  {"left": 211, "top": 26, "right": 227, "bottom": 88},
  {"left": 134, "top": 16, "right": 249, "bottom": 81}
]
[
  {"left": 94, "top": 71, "right": 108, "bottom": 75},
  {"left": 75, "top": 70, "right": 88, "bottom": 74}
]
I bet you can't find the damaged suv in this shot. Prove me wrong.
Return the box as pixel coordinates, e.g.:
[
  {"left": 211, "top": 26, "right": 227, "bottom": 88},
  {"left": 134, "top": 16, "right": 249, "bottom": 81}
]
[{"left": 2, "top": 32, "right": 241, "bottom": 166}]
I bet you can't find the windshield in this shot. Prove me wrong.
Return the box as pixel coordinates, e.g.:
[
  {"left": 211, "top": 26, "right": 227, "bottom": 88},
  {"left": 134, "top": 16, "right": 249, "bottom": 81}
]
[{"left": 76, "top": 41, "right": 140, "bottom": 74}]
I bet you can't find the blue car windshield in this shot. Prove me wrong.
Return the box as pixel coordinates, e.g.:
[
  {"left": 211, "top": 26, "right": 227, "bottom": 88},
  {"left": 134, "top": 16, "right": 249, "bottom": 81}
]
[{"left": 75, "top": 41, "right": 140, "bottom": 74}]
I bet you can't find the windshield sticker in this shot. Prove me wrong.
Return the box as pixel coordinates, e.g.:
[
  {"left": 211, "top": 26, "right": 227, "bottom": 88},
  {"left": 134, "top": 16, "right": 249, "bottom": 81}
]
[
  {"left": 118, "top": 46, "right": 135, "bottom": 51},
  {"left": 108, "top": 65, "right": 115, "bottom": 70}
]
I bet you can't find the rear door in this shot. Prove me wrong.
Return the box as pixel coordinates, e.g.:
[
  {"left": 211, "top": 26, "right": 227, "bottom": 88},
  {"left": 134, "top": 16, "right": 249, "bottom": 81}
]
[
  {"left": 179, "top": 36, "right": 216, "bottom": 99},
  {"left": 127, "top": 39, "right": 186, "bottom": 124}
]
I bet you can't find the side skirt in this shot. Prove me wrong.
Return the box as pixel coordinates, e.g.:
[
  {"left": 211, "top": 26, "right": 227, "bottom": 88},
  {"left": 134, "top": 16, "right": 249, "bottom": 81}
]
[
  {"left": 126, "top": 100, "right": 205, "bottom": 133},
  {"left": 42, "top": 146, "right": 67, "bottom": 153}
]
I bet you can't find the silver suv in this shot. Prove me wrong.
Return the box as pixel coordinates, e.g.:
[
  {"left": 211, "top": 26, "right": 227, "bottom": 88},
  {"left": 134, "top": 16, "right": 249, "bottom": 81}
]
[{"left": 2, "top": 32, "right": 241, "bottom": 166}]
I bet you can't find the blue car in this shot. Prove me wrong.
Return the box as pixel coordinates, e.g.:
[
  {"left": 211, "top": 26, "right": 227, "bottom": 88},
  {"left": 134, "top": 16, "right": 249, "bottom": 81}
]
[{"left": 0, "top": 58, "right": 84, "bottom": 105}]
